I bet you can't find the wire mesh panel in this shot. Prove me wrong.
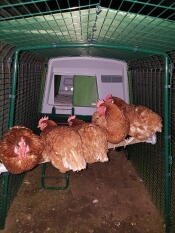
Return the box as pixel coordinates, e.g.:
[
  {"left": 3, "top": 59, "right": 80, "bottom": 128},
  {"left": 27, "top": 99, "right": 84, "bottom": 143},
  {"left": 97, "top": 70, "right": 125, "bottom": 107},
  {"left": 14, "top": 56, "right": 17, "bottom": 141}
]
[
  {"left": 0, "top": 42, "right": 24, "bottom": 229},
  {"left": 14, "top": 51, "right": 46, "bottom": 130},
  {"left": 0, "top": 42, "right": 46, "bottom": 229},
  {"left": 169, "top": 51, "right": 175, "bottom": 233},
  {"left": 0, "top": 0, "right": 175, "bottom": 60},
  {"left": 0, "top": 42, "right": 12, "bottom": 136},
  {"left": 0, "top": 0, "right": 174, "bottom": 231},
  {"left": 128, "top": 56, "right": 166, "bottom": 217},
  {"left": 0, "top": 172, "right": 25, "bottom": 229}
]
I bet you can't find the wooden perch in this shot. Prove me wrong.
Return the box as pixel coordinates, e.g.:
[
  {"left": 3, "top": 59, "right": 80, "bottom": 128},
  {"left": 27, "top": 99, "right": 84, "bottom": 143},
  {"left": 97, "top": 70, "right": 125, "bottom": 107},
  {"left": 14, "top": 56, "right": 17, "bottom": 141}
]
[{"left": 108, "top": 138, "right": 144, "bottom": 149}]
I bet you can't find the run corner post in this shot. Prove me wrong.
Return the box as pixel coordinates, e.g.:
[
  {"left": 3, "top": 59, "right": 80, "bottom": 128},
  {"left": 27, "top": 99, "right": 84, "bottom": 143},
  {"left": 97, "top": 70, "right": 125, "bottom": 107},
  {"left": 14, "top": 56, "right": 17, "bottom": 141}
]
[
  {"left": 163, "top": 53, "right": 172, "bottom": 232},
  {"left": 8, "top": 49, "right": 20, "bottom": 128}
]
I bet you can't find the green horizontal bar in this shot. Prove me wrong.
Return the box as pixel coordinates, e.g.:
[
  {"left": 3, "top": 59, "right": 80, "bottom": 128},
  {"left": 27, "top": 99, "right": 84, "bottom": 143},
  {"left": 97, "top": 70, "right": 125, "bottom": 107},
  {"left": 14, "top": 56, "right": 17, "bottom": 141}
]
[
  {"left": 100, "top": 7, "right": 175, "bottom": 23},
  {"left": 16, "top": 43, "right": 169, "bottom": 57},
  {"left": 124, "top": 0, "right": 175, "bottom": 11},
  {"left": 0, "top": 3, "right": 98, "bottom": 21},
  {"left": 0, "top": 0, "right": 49, "bottom": 9}
]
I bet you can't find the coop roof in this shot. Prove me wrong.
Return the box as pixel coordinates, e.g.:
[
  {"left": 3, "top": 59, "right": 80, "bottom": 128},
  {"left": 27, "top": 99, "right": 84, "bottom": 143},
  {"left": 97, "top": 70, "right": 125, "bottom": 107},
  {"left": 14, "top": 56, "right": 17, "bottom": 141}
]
[{"left": 0, "top": 0, "right": 175, "bottom": 61}]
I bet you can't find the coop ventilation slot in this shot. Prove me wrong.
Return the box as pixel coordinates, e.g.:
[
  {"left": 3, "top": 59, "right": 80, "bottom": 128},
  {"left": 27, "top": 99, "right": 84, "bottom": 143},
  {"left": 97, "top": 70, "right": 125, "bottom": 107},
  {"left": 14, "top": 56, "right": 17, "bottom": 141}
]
[{"left": 101, "top": 75, "right": 123, "bottom": 83}]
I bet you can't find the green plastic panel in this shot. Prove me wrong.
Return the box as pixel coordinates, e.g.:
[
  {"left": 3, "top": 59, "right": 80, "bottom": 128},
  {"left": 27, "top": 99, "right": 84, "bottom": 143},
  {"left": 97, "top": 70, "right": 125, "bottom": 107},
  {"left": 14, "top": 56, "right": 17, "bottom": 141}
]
[{"left": 73, "top": 75, "right": 98, "bottom": 107}]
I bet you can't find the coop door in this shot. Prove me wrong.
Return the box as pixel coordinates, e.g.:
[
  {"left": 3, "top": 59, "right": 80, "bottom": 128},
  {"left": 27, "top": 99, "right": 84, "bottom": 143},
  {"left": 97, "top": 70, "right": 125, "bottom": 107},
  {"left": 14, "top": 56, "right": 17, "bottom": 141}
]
[
  {"left": 53, "top": 74, "right": 73, "bottom": 107},
  {"left": 73, "top": 75, "right": 98, "bottom": 107},
  {"left": 54, "top": 75, "right": 61, "bottom": 97}
]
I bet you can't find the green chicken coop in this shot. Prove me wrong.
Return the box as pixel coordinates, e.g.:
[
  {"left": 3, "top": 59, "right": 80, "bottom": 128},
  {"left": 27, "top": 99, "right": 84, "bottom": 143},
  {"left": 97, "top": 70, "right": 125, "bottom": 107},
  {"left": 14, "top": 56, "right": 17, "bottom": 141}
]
[{"left": 0, "top": 0, "right": 175, "bottom": 232}]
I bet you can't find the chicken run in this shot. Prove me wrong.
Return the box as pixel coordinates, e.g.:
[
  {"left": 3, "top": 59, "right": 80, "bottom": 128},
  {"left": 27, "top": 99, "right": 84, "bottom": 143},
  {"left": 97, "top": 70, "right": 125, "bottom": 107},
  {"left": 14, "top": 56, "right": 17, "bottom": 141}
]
[{"left": 0, "top": 0, "right": 175, "bottom": 232}]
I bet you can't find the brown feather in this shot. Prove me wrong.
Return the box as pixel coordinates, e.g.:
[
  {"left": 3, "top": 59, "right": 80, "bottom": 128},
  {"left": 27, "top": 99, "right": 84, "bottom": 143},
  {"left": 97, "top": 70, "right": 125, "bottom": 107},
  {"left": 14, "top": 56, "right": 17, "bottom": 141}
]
[
  {"left": 68, "top": 117, "right": 108, "bottom": 164},
  {"left": 110, "top": 96, "right": 162, "bottom": 141},
  {"left": 41, "top": 126, "right": 86, "bottom": 173},
  {"left": 92, "top": 102, "right": 130, "bottom": 144},
  {"left": 0, "top": 126, "right": 43, "bottom": 174},
  {"left": 74, "top": 123, "right": 108, "bottom": 164}
]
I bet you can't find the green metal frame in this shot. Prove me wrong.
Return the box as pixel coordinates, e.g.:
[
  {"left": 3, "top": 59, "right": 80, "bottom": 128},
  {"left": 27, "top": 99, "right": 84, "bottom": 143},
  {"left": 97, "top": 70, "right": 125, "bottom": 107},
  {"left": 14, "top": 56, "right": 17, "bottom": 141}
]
[
  {"left": 0, "top": 0, "right": 173, "bottom": 231},
  {"left": 124, "top": 0, "right": 175, "bottom": 11},
  {"left": 41, "top": 163, "right": 70, "bottom": 190},
  {"left": 0, "top": 3, "right": 99, "bottom": 21},
  {"left": 39, "top": 113, "right": 92, "bottom": 123},
  {"left": 9, "top": 42, "right": 171, "bottom": 230},
  {"left": 164, "top": 56, "right": 172, "bottom": 231},
  {"left": 1, "top": 3, "right": 174, "bottom": 56},
  {"left": 0, "top": 1, "right": 49, "bottom": 9}
]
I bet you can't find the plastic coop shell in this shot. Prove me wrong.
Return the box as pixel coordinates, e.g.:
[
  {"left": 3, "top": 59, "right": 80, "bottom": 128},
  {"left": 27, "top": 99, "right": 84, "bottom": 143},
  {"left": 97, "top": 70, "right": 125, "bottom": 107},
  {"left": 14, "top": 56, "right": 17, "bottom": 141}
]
[{"left": 41, "top": 56, "right": 129, "bottom": 116}]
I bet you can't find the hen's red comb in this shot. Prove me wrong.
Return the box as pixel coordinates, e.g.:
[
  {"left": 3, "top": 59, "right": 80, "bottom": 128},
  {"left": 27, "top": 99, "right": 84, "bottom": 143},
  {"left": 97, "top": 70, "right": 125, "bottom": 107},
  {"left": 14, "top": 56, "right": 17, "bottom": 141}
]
[
  {"left": 67, "top": 115, "right": 76, "bottom": 122},
  {"left": 67, "top": 116, "right": 76, "bottom": 126},
  {"left": 105, "top": 94, "right": 112, "bottom": 101},
  {"left": 96, "top": 99, "right": 104, "bottom": 108},
  {"left": 38, "top": 116, "right": 49, "bottom": 128}
]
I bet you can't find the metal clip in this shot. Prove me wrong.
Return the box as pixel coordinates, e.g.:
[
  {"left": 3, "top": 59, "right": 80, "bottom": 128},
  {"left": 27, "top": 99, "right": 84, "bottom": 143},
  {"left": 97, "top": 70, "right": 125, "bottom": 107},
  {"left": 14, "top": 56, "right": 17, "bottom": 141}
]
[
  {"left": 9, "top": 94, "right": 15, "bottom": 99},
  {"left": 169, "top": 155, "right": 173, "bottom": 176},
  {"left": 169, "top": 155, "right": 173, "bottom": 166},
  {"left": 164, "top": 85, "right": 171, "bottom": 88},
  {"left": 88, "top": 38, "right": 96, "bottom": 43},
  {"left": 133, "top": 46, "right": 138, "bottom": 52},
  {"left": 96, "top": 5, "right": 102, "bottom": 15},
  {"left": 169, "top": 63, "right": 174, "bottom": 74},
  {"left": 92, "top": 25, "right": 97, "bottom": 32}
]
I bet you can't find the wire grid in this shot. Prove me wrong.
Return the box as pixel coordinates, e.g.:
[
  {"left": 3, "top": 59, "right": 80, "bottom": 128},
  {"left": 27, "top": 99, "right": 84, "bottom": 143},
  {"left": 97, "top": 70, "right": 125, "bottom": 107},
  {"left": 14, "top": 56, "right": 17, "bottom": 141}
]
[
  {"left": 13, "top": 52, "right": 46, "bottom": 130},
  {"left": 6, "top": 173, "right": 25, "bottom": 205},
  {"left": 37, "top": 65, "right": 47, "bottom": 113},
  {"left": 0, "top": 0, "right": 174, "bottom": 230},
  {"left": 128, "top": 58, "right": 165, "bottom": 217},
  {"left": 0, "top": 172, "right": 25, "bottom": 229},
  {"left": 0, "top": 41, "right": 12, "bottom": 137},
  {"left": 0, "top": 43, "right": 25, "bottom": 229},
  {"left": 0, "top": 44, "right": 46, "bottom": 229},
  {"left": 0, "top": 42, "right": 11, "bottom": 229},
  {"left": 170, "top": 52, "right": 175, "bottom": 232},
  {"left": 0, "top": 0, "right": 174, "bottom": 60}
]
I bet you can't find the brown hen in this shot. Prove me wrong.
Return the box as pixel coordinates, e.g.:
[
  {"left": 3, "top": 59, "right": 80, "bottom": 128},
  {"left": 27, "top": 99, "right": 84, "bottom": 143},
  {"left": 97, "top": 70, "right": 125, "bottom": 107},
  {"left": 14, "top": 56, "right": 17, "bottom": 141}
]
[
  {"left": 38, "top": 117, "right": 86, "bottom": 173},
  {"left": 68, "top": 116, "right": 108, "bottom": 164},
  {"left": 67, "top": 115, "right": 85, "bottom": 128},
  {"left": 0, "top": 126, "right": 43, "bottom": 174},
  {"left": 105, "top": 94, "right": 130, "bottom": 111},
  {"left": 92, "top": 100, "right": 130, "bottom": 144},
  {"left": 105, "top": 94, "right": 162, "bottom": 144}
]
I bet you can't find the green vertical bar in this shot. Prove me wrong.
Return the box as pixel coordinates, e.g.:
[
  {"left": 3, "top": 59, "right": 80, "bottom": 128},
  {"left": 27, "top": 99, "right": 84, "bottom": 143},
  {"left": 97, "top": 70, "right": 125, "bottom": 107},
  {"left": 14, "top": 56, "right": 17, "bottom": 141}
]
[
  {"left": 164, "top": 55, "right": 171, "bottom": 232},
  {"left": 0, "top": 173, "right": 9, "bottom": 229},
  {"left": 8, "top": 50, "right": 20, "bottom": 128}
]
